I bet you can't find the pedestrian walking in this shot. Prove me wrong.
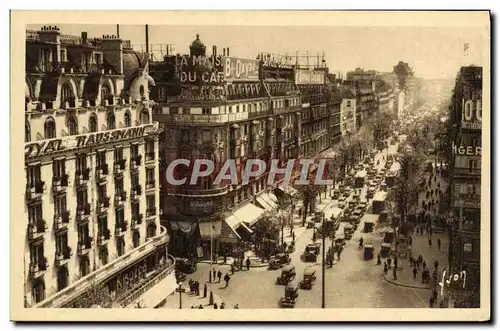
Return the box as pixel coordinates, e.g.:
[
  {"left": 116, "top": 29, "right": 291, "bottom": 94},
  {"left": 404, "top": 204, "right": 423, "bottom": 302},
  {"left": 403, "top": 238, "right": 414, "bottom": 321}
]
[
  {"left": 230, "top": 263, "right": 235, "bottom": 274},
  {"left": 428, "top": 238, "right": 432, "bottom": 247},
  {"left": 377, "top": 253, "right": 381, "bottom": 265},
  {"left": 195, "top": 281, "right": 200, "bottom": 296},
  {"left": 429, "top": 296, "right": 435, "bottom": 308},
  {"left": 217, "top": 270, "right": 222, "bottom": 283},
  {"left": 246, "top": 257, "right": 251, "bottom": 271},
  {"left": 224, "top": 273, "right": 231, "bottom": 287},
  {"left": 292, "top": 231, "right": 296, "bottom": 243},
  {"left": 214, "top": 303, "right": 218, "bottom": 309},
  {"left": 220, "top": 302, "right": 226, "bottom": 309},
  {"left": 203, "top": 283, "right": 208, "bottom": 298},
  {"left": 413, "top": 267, "right": 418, "bottom": 280},
  {"left": 212, "top": 269, "right": 216, "bottom": 281},
  {"left": 393, "top": 267, "right": 397, "bottom": 280},
  {"left": 394, "top": 257, "right": 398, "bottom": 270},
  {"left": 383, "top": 262, "right": 388, "bottom": 274},
  {"left": 423, "top": 260, "right": 427, "bottom": 271},
  {"left": 437, "top": 238, "right": 441, "bottom": 251},
  {"left": 387, "top": 257, "right": 392, "bottom": 269},
  {"left": 198, "top": 304, "right": 204, "bottom": 309}
]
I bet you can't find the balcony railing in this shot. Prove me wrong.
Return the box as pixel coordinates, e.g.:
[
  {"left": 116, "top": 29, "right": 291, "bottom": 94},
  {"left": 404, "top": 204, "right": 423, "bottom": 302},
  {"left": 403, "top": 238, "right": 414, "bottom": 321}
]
[
  {"left": 115, "top": 191, "right": 127, "bottom": 205},
  {"left": 52, "top": 174, "right": 69, "bottom": 192},
  {"left": 27, "top": 220, "right": 46, "bottom": 240},
  {"left": 55, "top": 247, "right": 72, "bottom": 266},
  {"left": 130, "top": 155, "right": 142, "bottom": 170},
  {"left": 75, "top": 168, "right": 90, "bottom": 186},
  {"left": 145, "top": 152, "right": 155, "bottom": 162},
  {"left": 132, "top": 214, "right": 143, "bottom": 228},
  {"left": 54, "top": 211, "right": 70, "bottom": 231},
  {"left": 114, "top": 159, "right": 127, "bottom": 175},
  {"left": 131, "top": 185, "right": 142, "bottom": 200},
  {"left": 95, "top": 164, "right": 109, "bottom": 182},
  {"left": 176, "top": 185, "right": 229, "bottom": 197},
  {"left": 26, "top": 181, "right": 45, "bottom": 200},
  {"left": 97, "top": 197, "right": 110, "bottom": 213},
  {"left": 29, "top": 257, "right": 48, "bottom": 279},
  {"left": 77, "top": 237, "right": 93, "bottom": 255},
  {"left": 146, "top": 208, "right": 156, "bottom": 218},
  {"left": 76, "top": 203, "right": 91, "bottom": 222},
  {"left": 97, "top": 228, "right": 111, "bottom": 245},
  {"left": 145, "top": 181, "right": 156, "bottom": 190},
  {"left": 115, "top": 221, "right": 128, "bottom": 236}
]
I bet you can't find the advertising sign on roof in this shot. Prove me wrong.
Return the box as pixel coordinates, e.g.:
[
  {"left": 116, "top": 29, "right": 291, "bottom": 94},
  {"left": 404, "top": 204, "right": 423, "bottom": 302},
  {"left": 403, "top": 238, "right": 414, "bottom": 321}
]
[
  {"left": 295, "top": 69, "right": 325, "bottom": 85},
  {"left": 222, "top": 57, "right": 260, "bottom": 82}
]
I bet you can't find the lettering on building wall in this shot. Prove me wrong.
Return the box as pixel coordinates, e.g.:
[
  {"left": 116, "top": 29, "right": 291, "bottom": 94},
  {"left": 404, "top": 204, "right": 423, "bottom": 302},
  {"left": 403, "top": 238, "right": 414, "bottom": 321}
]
[
  {"left": 115, "top": 262, "right": 148, "bottom": 296},
  {"left": 25, "top": 124, "right": 156, "bottom": 159},
  {"left": 295, "top": 69, "right": 325, "bottom": 85},
  {"left": 223, "top": 57, "right": 260, "bottom": 81},
  {"left": 451, "top": 142, "right": 481, "bottom": 156},
  {"left": 176, "top": 55, "right": 225, "bottom": 85},
  {"left": 259, "top": 53, "right": 293, "bottom": 69},
  {"left": 461, "top": 99, "right": 482, "bottom": 130}
]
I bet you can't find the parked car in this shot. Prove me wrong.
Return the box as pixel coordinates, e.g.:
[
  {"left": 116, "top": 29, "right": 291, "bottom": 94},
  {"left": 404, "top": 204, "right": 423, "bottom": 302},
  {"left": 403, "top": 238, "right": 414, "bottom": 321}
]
[{"left": 175, "top": 258, "right": 197, "bottom": 274}]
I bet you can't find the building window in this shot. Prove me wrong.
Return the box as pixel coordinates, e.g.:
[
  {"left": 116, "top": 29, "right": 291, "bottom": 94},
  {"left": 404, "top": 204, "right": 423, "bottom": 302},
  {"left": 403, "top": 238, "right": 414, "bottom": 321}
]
[
  {"left": 25, "top": 121, "right": 31, "bottom": 142},
  {"left": 146, "top": 168, "right": 155, "bottom": 187},
  {"left": 88, "top": 114, "right": 98, "bottom": 133},
  {"left": 60, "top": 82, "right": 75, "bottom": 108},
  {"left": 146, "top": 223, "right": 157, "bottom": 239},
  {"left": 133, "top": 231, "right": 140, "bottom": 248},
  {"left": 346, "top": 101, "right": 351, "bottom": 107},
  {"left": 116, "top": 238, "right": 125, "bottom": 257},
  {"left": 52, "top": 159, "right": 66, "bottom": 180},
  {"left": 100, "top": 82, "right": 113, "bottom": 106},
  {"left": 139, "top": 85, "right": 145, "bottom": 98},
  {"left": 80, "top": 256, "right": 90, "bottom": 277},
  {"left": 44, "top": 117, "right": 56, "bottom": 139},
  {"left": 145, "top": 140, "right": 155, "bottom": 161},
  {"left": 124, "top": 112, "right": 131, "bottom": 127},
  {"left": 56, "top": 266, "right": 69, "bottom": 292},
  {"left": 106, "top": 111, "right": 116, "bottom": 130},
  {"left": 66, "top": 113, "right": 78, "bottom": 135},
  {"left": 32, "top": 278, "right": 45, "bottom": 304},
  {"left": 202, "top": 108, "right": 210, "bottom": 115},
  {"left": 95, "top": 53, "right": 102, "bottom": 66},
  {"left": 99, "top": 247, "right": 108, "bottom": 265},
  {"left": 140, "top": 110, "right": 149, "bottom": 124}
]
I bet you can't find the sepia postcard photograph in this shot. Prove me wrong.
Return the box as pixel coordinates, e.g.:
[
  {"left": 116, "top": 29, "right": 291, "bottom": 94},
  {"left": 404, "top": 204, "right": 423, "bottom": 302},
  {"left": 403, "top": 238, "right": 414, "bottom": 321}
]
[{"left": 10, "top": 10, "right": 491, "bottom": 322}]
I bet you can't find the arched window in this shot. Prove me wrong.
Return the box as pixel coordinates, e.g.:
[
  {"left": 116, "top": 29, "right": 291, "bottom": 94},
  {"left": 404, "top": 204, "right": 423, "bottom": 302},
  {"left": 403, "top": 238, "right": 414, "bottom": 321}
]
[
  {"left": 80, "top": 256, "right": 90, "bottom": 277},
  {"left": 100, "top": 82, "right": 113, "bottom": 106},
  {"left": 32, "top": 278, "right": 45, "bottom": 304},
  {"left": 140, "top": 110, "right": 149, "bottom": 125},
  {"left": 44, "top": 117, "right": 56, "bottom": 139},
  {"left": 57, "top": 266, "right": 69, "bottom": 292},
  {"left": 124, "top": 112, "right": 131, "bottom": 127},
  {"left": 146, "top": 223, "right": 157, "bottom": 239},
  {"left": 60, "top": 82, "right": 75, "bottom": 108},
  {"left": 139, "top": 85, "right": 145, "bottom": 98},
  {"left": 106, "top": 111, "right": 116, "bottom": 130},
  {"left": 133, "top": 231, "right": 140, "bottom": 248},
  {"left": 89, "top": 113, "right": 98, "bottom": 133},
  {"left": 66, "top": 114, "right": 78, "bottom": 135},
  {"left": 25, "top": 121, "right": 31, "bottom": 142}
]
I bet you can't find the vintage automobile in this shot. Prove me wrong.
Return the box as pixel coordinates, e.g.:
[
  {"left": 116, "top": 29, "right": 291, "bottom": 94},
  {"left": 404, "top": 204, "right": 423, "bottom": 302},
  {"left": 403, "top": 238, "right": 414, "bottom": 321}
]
[
  {"left": 363, "top": 220, "right": 375, "bottom": 233},
  {"left": 335, "top": 235, "right": 346, "bottom": 249},
  {"left": 348, "top": 200, "right": 357, "bottom": 210},
  {"left": 380, "top": 242, "right": 392, "bottom": 257},
  {"left": 358, "top": 201, "right": 368, "bottom": 211},
  {"left": 303, "top": 243, "right": 321, "bottom": 262},
  {"left": 269, "top": 253, "right": 292, "bottom": 270},
  {"left": 344, "top": 224, "right": 354, "bottom": 239},
  {"left": 332, "top": 189, "right": 340, "bottom": 199},
  {"left": 175, "top": 269, "right": 187, "bottom": 283},
  {"left": 352, "top": 208, "right": 363, "bottom": 219},
  {"left": 276, "top": 265, "right": 297, "bottom": 285},
  {"left": 299, "top": 267, "right": 317, "bottom": 290},
  {"left": 338, "top": 197, "right": 347, "bottom": 209},
  {"left": 364, "top": 244, "right": 375, "bottom": 260},
  {"left": 280, "top": 281, "right": 299, "bottom": 308},
  {"left": 348, "top": 215, "right": 360, "bottom": 226},
  {"left": 306, "top": 220, "right": 315, "bottom": 229},
  {"left": 342, "top": 189, "right": 351, "bottom": 198},
  {"left": 175, "top": 257, "right": 197, "bottom": 274},
  {"left": 366, "top": 188, "right": 375, "bottom": 199}
]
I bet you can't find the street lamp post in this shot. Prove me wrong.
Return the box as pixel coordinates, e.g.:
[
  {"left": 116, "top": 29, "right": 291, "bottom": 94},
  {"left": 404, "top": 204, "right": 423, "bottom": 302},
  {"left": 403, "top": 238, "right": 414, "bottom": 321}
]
[{"left": 176, "top": 282, "right": 185, "bottom": 309}]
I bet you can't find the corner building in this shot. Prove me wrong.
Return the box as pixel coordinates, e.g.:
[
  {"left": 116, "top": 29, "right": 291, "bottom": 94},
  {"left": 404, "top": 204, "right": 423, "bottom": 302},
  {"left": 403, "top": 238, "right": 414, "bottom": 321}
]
[
  {"left": 446, "top": 66, "right": 482, "bottom": 308},
  {"left": 151, "top": 36, "right": 331, "bottom": 258},
  {"left": 24, "top": 27, "right": 175, "bottom": 308}
]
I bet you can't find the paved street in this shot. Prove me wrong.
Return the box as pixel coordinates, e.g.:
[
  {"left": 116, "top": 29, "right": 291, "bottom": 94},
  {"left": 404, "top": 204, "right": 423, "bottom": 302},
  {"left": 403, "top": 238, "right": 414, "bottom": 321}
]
[{"left": 163, "top": 140, "right": 446, "bottom": 309}]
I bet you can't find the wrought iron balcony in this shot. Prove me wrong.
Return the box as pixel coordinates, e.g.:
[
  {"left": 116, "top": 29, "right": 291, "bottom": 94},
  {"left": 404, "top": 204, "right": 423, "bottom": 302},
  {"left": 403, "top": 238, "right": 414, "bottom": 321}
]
[
  {"left": 130, "top": 155, "right": 142, "bottom": 170},
  {"left": 53, "top": 211, "right": 70, "bottom": 231},
  {"left": 77, "top": 237, "right": 93, "bottom": 256},
  {"left": 97, "top": 228, "right": 111, "bottom": 245},
  {"left": 97, "top": 196, "right": 110, "bottom": 213},
  {"left": 95, "top": 164, "right": 109, "bottom": 182},
  {"left": 27, "top": 220, "right": 46, "bottom": 241},
  {"left": 29, "top": 257, "right": 48, "bottom": 279},
  {"left": 55, "top": 247, "right": 72, "bottom": 266},
  {"left": 131, "top": 185, "right": 142, "bottom": 200},
  {"left": 52, "top": 174, "right": 69, "bottom": 193},
  {"left": 75, "top": 168, "right": 91, "bottom": 186},
  {"left": 115, "top": 221, "right": 128, "bottom": 237},
  {"left": 76, "top": 203, "right": 91, "bottom": 223},
  {"left": 25, "top": 181, "right": 45, "bottom": 200},
  {"left": 145, "top": 152, "right": 155, "bottom": 163}
]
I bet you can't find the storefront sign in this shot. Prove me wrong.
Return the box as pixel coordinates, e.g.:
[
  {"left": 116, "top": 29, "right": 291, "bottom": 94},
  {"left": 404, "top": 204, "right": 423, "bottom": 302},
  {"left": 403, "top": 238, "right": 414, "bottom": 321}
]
[
  {"left": 188, "top": 200, "right": 214, "bottom": 215},
  {"left": 176, "top": 55, "right": 224, "bottom": 85},
  {"left": 438, "top": 269, "right": 467, "bottom": 296},
  {"left": 259, "top": 53, "right": 293, "bottom": 69},
  {"left": 451, "top": 142, "right": 481, "bottom": 156},
  {"left": 25, "top": 124, "right": 157, "bottom": 159},
  {"left": 115, "top": 262, "right": 148, "bottom": 296},
  {"left": 223, "top": 57, "right": 259, "bottom": 81},
  {"left": 461, "top": 99, "right": 482, "bottom": 130},
  {"left": 295, "top": 69, "right": 325, "bottom": 85},
  {"left": 180, "top": 71, "right": 225, "bottom": 84}
]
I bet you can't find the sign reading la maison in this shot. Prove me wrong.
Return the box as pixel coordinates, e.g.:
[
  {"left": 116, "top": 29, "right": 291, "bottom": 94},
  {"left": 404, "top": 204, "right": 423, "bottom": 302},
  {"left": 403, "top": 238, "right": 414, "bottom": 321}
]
[
  {"left": 175, "top": 55, "right": 225, "bottom": 85},
  {"left": 25, "top": 123, "right": 157, "bottom": 159}
]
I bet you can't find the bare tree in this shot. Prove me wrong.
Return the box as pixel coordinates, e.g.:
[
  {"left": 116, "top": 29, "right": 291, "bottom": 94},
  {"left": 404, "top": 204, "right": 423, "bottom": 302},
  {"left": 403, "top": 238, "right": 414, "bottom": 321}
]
[{"left": 393, "top": 61, "right": 414, "bottom": 91}]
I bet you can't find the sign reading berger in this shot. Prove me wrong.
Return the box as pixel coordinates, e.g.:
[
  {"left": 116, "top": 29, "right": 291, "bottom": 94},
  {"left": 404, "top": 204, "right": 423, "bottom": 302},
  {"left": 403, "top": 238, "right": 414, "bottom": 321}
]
[
  {"left": 222, "top": 57, "right": 260, "bottom": 82},
  {"left": 295, "top": 69, "right": 325, "bottom": 85}
]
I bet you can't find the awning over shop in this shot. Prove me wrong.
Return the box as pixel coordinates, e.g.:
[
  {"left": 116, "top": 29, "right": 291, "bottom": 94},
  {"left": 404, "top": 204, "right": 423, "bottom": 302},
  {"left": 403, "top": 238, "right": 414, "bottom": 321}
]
[
  {"left": 219, "top": 220, "right": 242, "bottom": 244},
  {"left": 256, "top": 192, "right": 278, "bottom": 211},
  {"left": 233, "top": 203, "right": 265, "bottom": 227},
  {"left": 128, "top": 270, "right": 177, "bottom": 308},
  {"left": 277, "top": 185, "right": 298, "bottom": 197},
  {"left": 238, "top": 221, "right": 254, "bottom": 234},
  {"left": 199, "top": 221, "right": 222, "bottom": 239},
  {"left": 169, "top": 221, "right": 197, "bottom": 234}
]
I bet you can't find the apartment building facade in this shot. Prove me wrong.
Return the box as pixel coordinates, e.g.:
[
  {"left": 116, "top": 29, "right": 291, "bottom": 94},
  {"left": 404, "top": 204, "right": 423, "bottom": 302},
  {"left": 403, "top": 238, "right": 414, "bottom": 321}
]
[{"left": 24, "top": 26, "right": 173, "bottom": 308}]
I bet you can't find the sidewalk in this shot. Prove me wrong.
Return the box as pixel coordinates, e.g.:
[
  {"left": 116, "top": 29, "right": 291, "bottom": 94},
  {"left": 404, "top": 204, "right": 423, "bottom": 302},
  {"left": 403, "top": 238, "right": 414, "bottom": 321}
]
[
  {"left": 383, "top": 232, "right": 449, "bottom": 290},
  {"left": 164, "top": 283, "right": 231, "bottom": 309}
]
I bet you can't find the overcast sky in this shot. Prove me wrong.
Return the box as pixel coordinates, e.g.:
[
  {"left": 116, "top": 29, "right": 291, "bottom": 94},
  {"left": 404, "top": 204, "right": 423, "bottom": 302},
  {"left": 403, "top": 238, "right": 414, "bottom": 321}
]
[{"left": 28, "top": 24, "right": 487, "bottom": 79}]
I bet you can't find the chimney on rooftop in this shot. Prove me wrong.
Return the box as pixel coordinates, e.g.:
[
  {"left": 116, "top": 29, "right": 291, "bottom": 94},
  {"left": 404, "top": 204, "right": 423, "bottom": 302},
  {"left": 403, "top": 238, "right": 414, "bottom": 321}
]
[{"left": 81, "top": 32, "right": 88, "bottom": 43}]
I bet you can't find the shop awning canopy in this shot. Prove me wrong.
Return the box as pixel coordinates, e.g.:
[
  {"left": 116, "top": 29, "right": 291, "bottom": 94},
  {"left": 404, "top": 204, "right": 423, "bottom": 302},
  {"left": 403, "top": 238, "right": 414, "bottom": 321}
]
[
  {"left": 198, "top": 221, "right": 222, "bottom": 239},
  {"left": 256, "top": 192, "right": 278, "bottom": 211},
  {"left": 233, "top": 203, "right": 265, "bottom": 227}
]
